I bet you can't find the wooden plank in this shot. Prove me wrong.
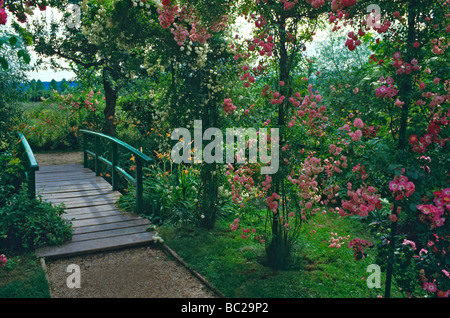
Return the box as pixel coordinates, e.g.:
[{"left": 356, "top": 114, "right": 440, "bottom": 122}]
[
  {"left": 46, "top": 192, "right": 121, "bottom": 206},
  {"left": 37, "top": 163, "right": 86, "bottom": 171},
  {"left": 35, "top": 173, "right": 97, "bottom": 182},
  {"left": 71, "top": 214, "right": 144, "bottom": 228},
  {"left": 71, "top": 219, "right": 151, "bottom": 235},
  {"left": 35, "top": 231, "right": 155, "bottom": 258},
  {"left": 37, "top": 183, "right": 113, "bottom": 194},
  {"left": 40, "top": 188, "right": 114, "bottom": 200},
  {"left": 36, "top": 179, "right": 112, "bottom": 188},
  {"left": 45, "top": 196, "right": 120, "bottom": 207},
  {"left": 63, "top": 209, "right": 125, "bottom": 220},
  {"left": 70, "top": 224, "right": 151, "bottom": 242},
  {"left": 36, "top": 168, "right": 94, "bottom": 175},
  {"left": 36, "top": 175, "right": 98, "bottom": 185},
  {"left": 63, "top": 204, "right": 124, "bottom": 215}
]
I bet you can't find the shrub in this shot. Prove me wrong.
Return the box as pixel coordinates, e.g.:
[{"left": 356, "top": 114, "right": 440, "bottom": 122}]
[{"left": 0, "top": 189, "right": 72, "bottom": 252}]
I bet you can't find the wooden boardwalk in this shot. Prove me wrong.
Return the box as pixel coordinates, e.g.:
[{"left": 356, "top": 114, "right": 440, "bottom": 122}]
[{"left": 35, "top": 164, "right": 154, "bottom": 259}]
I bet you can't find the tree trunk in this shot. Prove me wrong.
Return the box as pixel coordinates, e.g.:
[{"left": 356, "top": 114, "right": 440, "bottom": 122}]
[
  {"left": 102, "top": 68, "right": 118, "bottom": 137},
  {"left": 266, "top": 13, "right": 291, "bottom": 269},
  {"left": 384, "top": 0, "right": 417, "bottom": 299}
]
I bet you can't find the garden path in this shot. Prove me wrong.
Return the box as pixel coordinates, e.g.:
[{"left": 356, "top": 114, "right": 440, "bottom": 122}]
[{"left": 33, "top": 151, "right": 217, "bottom": 298}]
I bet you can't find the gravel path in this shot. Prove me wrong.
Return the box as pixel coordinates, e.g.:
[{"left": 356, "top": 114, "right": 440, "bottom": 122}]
[
  {"left": 35, "top": 151, "right": 218, "bottom": 298},
  {"left": 43, "top": 245, "right": 217, "bottom": 298}
]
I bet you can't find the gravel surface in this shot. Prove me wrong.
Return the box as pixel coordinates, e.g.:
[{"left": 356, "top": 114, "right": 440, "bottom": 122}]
[
  {"left": 35, "top": 152, "right": 218, "bottom": 298},
  {"left": 35, "top": 151, "right": 83, "bottom": 166},
  {"left": 44, "top": 245, "right": 217, "bottom": 298}
]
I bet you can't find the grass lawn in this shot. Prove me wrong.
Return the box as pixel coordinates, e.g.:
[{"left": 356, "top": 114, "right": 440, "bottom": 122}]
[
  {"left": 0, "top": 253, "right": 50, "bottom": 298},
  {"left": 160, "top": 212, "right": 395, "bottom": 298}
]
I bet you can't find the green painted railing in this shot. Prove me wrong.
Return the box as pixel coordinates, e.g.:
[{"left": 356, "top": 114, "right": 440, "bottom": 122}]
[
  {"left": 80, "top": 129, "right": 153, "bottom": 213},
  {"left": 18, "top": 133, "right": 39, "bottom": 198}
]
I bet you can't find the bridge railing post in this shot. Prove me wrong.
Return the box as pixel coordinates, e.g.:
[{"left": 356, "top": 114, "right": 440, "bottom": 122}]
[
  {"left": 79, "top": 130, "right": 152, "bottom": 214},
  {"left": 94, "top": 135, "right": 100, "bottom": 176},
  {"left": 83, "top": 133, "right": 88, "bottom": 168},
  {"left": 135, "top": 157, "right": 143, "bottom": 213},
  {"left": 112, "top": 143, "right": 118, "bottom": 191},
  {"left": 17, "top": 133, "right": 39, "bottom": 199}
]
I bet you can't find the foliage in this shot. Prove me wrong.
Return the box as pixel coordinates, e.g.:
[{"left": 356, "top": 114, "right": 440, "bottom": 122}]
[
  {"left": 0, "top": 150, "right": 23, "bottom": 206},
  {"left": 0, "top": 188, "right": 72, "bottom": 252},
  {"left": 160, "top": 212, "right": 384, "bottom": 298},
  {"left": 1, "top": 0, "right": 449, "bottom": 298},
  {"left": 0, "top": 252, "right": 51, "bottom": 298},
  {"left": 21, "top": 87, "right": 105, "bottom": 150}
]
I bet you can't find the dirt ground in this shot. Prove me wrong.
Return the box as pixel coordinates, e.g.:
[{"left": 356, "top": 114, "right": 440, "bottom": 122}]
[
  {"left": 35, "top": 151, "right": 84, "bottom": 167},
  {"left": 35, "top": 151, "right": 218, "bottom": 298}
]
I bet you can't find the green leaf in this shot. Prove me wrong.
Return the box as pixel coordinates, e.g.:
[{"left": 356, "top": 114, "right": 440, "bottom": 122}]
[
  {"left": 17, "top": 49, "right": 31, "bottom": 64},
  {"left": 9, "top": 35, "right": 18, "bottom": 47},
  {"left": 0, "top": 56, "right": 9, "bottom": 70}
]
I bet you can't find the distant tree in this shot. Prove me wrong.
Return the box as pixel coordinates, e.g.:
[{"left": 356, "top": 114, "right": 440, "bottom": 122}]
[
  {"left": 59, "top": 78, "right": 68, "bottom": 92},
  {"left": 49, "top": 78, "right": 59, "bottom": 91},
  {"left": 32, "top": 0, "right": 171, "bottom": 136},
  {"left": 35, "top": 79, "right": 45, "bottom": 91}
]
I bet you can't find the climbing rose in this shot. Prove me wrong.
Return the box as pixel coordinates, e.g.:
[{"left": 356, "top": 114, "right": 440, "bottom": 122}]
[
  {"left": 0, "top": 254, "right": 7, "bottom": 267},
  {"left": 0, "top": 1, "right": 7, "bottom": 25}
]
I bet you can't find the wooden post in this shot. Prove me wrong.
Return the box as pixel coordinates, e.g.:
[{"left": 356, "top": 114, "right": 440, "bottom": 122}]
[
  {"left": 95, "top": 136, "right": 100, "bottom": 176},
  {"left": 83, "top": 133, "right": 88, "bottom": 168},
  {"left": 28, "top": 170, "right": 36, "bottom": 199},
  {"left": 135, "top": 157, "right": 143, "bottom": 213},
  {"left": 112, "top": 143, "right": 118, "bottom": 191}
]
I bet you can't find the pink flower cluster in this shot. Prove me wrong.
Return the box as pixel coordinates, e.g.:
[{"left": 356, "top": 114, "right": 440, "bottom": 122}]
[
  {"left": 375, "top": 76, "right": 398, "bottom": 99},
  {"left": 189, "top": 22, "right": 212, "bottom": 45},
  {"left": 391, "top": 52, "right": 420, "bottom": 75},
  {"left": 340, "top": 183, "right": 381, "bottom": 217},
  {"left": 171, "top": 23, "right": 189, "bottom": 46},
  {"left": 340, "top": 118, "right": 365, "bottom": 142},
  {"left": 226, "top": 164, "right": 255, "bottom": 208},
  {"left": 249, "top": 33, "right": 275, "bottom": 57},
  {"left": 223, "top": 98, "right": 237, "bottom": 114},
  {"left": 0, "top": 1, "right": 7, "bottom": 25},
  {"left": 409, "top": 117, "right": 448, "bottom": 153},
  {"left": 230, "top": 218, "right": 240, "bottom": 231},
  {"left": 266, "top": 192, "right": 281, "bottom": 213},
  {"left": 417, "top": 189, "right": 449, "bottom": 229},
  {"left": 280, "top": 0, "right": 298, "bottom": 11},
  {"left": 330, "top": 0, "right": 357, "bottom": 11},
  {"left": 157, "top": 1, "right": 218, "bottom": 46},
  {"left": 419, "top": 261, "right": 449, "bottom": 297},
  {"left": 388, "top": 174, "right": 415, "bottom": 201},
  {"left": 157, "top": 2, "right": 177, "bottom": 29},
  {"left": 348, "top": 238, "right": 373, "bottom": 260},
  {"left": 0, "top": 254, "right": 7, "bottom": 267},
  {"left": 230, "top": 218, "right": 264, "bottom": 243},
  {"left": 328, "top": 232, "right": 350, "bottom": 249},
  {"left": 291, "top": 85, "right": 328, "bottom": 134},
  {"left": 240, "top": 65, "right": 256, "bottom": 88},
  {"left": 345, "top": 30, "right": 362, "bottom": 51}
]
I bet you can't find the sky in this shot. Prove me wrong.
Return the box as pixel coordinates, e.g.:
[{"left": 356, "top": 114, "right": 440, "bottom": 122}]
[
  {"left": 24, "top": 6, "right": 77, "bottom": 82},
  {"left": 13, "top": 5, "right": 327, "bottom": 83}
]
